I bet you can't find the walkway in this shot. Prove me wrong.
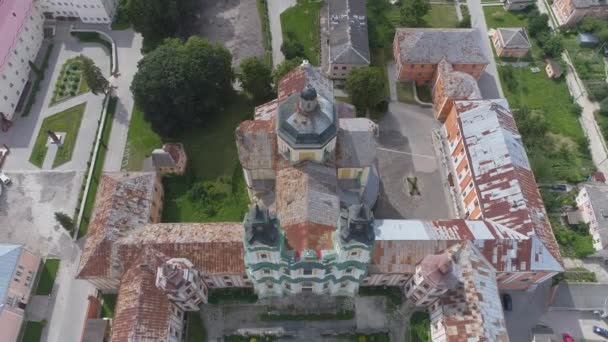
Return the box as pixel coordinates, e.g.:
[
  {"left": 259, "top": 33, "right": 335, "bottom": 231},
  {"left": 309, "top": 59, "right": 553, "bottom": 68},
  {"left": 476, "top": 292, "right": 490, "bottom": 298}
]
[
  {"left": 467, "top": 0, "right": 504, "bottom": 99},
  {"left": 267, "top": 0, "right": 297, "bottom": 66}
]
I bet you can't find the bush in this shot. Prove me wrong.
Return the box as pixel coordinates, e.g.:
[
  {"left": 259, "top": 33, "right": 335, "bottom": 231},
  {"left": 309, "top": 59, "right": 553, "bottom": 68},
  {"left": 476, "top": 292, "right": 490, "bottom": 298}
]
[
  {"left": 588, "top": 83, "right": 608, "bottom": 102},
  {"left": 281, "top": 35, "right": 305, "bottom": 60}
]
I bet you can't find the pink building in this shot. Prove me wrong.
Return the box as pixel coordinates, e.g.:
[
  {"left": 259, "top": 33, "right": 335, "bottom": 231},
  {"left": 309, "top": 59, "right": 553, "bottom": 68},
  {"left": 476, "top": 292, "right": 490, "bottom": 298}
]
[{"left": 0, "top": 245, "right": 41, "bottom": 342}]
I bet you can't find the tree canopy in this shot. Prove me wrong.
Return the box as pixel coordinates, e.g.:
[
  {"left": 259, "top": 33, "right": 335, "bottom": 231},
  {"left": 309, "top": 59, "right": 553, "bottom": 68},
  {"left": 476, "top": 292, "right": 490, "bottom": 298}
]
[
  {"left": 131, "top": 37, "right": 234, "bottom": 136},
  {"left": 345, "top": 67, "right": 387, "bottom": 117},
  {"left": 237, "top": 57, "right": 273, "bottom": 102},
  {"left": 281, "top": 32, "right": 306, "bottom": 60},
  {"left": 126, "top": 0, "right": 199, "bottom": 51},
  {"left": 54, "top": 212, "right": 74, "bottom": 232},
  {"left": 400, "top": 0, "right": 431, "bottom": 27},
  {"left": 79, "top": 55, "right": 109, "bottom": 95}
]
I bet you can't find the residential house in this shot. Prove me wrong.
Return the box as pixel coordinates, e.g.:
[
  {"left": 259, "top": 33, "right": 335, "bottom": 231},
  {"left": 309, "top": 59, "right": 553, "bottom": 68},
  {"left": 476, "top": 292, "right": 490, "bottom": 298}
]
[
  {"left": 576, "top": 183, "right": 608, "bottom": 250},
  {"left": 552, "top": 0, "right": 608, "bottom": 26},
  {"left": 504, "top": 0, "right": 535, "bottom": 11},
  {"left": 492, "top": 27, "right": 532, "bottom": 58},
  {"left": 393, "top": 28, "right": 489, "bottom": 85},
  {"left": 325, "top": 0, "right": 370, "bottom": 80},
  {"left": 0, "top": 245, "right": 40, "bottom": 342}
]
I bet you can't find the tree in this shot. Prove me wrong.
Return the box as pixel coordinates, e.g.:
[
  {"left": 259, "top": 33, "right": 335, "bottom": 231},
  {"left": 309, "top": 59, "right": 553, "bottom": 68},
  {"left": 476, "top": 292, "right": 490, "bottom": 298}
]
[
  {"left": 272, "top": 57, "right": 303, "bottom": 85},
  {"left": 126, "top": 0, "right": 199, "bottom": 51},
  {"left": 540, "top": 34, "right": 564, "bottom": 57},
  {"left": 400, "top": 0, "right": 431, "bottom": 27},
  {"left": 598, "top": 28, "right": 608, "bottom": 43},
  {"left": 54, "top": 212, "right": 74, "bottom": 232},
  {"left": 281, "top": 34, "right": 305, "bottom": 60},
  {"left": 527, "top": 12, "right": 550, "bottom": 38},
  {"left": 238, "top": 57, "right": 273, "bottom": 102},
  {"left": 79, "top": 55, "right": 109, "bottom": 95},
  {"left": 601, "top": 97, "right": 608, "bottom": 115},
  {"left": 579, "top": 17, "right": 603, "bottom": 33},
  {"left": 345, "top": 67, "right": 387, "bottom": 117},
  {"left": 131, "top": 37, "right": 234, "bottom": 136}
]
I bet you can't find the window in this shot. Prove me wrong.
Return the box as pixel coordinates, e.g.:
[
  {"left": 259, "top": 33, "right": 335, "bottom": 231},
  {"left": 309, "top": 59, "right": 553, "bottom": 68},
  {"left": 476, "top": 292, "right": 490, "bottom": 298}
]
[
  {"left": 422, "top": 283, "right": 430, "bottom": 289},
  {"left": 260, "top": 253, "right": 268, "bottom": 259},
  {"left": 267, "top": 283, "right": 274, "bottom": 289},
  {"left": 207, "top": 282, "right": 215, "bottom": 287},
  {"left": 242, "top": 275, "right": 248, "bottom": 279},
  {"left": 263, "top": 269, "right": 271, "bottom": 275},
  {"left": 350, "top": 251, "right": 358, "bottom": 257},
  {"left": 303, "top": 269, "right": 312, "bottom": 276},
  {"left": 345, "top": 268, "right": 353, "bottom": 274},
  {"left": 342, "top": 66, "right": 346, "bottom": 70},
  {"left": 223, "top": 276, "right": 230, "bottom": 280},
  {"left": 282, "top": 268, "right": 289, "bottom": 274},
  {"left": 285, "top": 283, "right": 291, "bottom": 290},
  {"left": 226, "top": 281, "right": 233, "bottom": 286},
  {"left": 341, "top": 282, "right": 347, "bottom": 288},
  {"left": 323, "top": 283, "right": 329, "bottom": 289}
]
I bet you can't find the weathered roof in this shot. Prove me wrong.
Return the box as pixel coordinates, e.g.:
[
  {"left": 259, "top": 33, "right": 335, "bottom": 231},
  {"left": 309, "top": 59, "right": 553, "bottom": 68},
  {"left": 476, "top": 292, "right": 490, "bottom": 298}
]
[
  {"left": 435, "top": 59, "right": 482, "bottom": 101},
  {"left": 278, "top": 61, "right": 333, "bottom": 103},
  {"left": 276, "top": 163, "right": 340, "bottom": 250},
  {"left": 0, "top": 0, "right": 34, "bottom": 71},
  {"left": 545, "top": 59, "right": 562, "bottom": 75},
  {"left": 394, "top": 28, "right": 489, "bottom": 65},
  {"left": 111, "top": 250, "right": 172, "bottom": 342},
  {"left": 439, "top": 242, "right": 509, "bottom": 341},
  {"left": 496, "top": 27, "right": 532, "bottom": 49},
  {"left": 580, "top": 183, "right": 608, "bottom": 245},
  {"left": 236, "top": 119, "right": 276, "bottom": 170},
  {"left": 77, "top": 172, "right": 158, "bottom": 279},
  {"left": 571, "top": 0, "right": 608, "bottom": 9},
  {"left": 454, "top": 99, "right": 563, "bottom": 270},
  {"left": 419, "top": 254, "right": 459, "bottom": 290},
  {"left": 336, "top": 118, "right": 378, "bottom": 168},
  {"left": 117, "top": 223, "right": 246, "bottom": 274},
  {"left": 327, "top": 0, "right": 370, "bottom": 65},
  {"left": 0, "top": 244, "right": 22, "bottom": 307},
  {"left": 152, "top": 144, "right": 183, "bottom": 169}
]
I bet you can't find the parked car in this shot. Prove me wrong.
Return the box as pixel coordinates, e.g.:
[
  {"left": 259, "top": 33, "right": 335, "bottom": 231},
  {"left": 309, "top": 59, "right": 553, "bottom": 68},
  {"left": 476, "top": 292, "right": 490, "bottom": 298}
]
[
  {"left": 593, "top": 326, "right": 608, "bottom": 338},
  {"left": 0, "top": 172, "right": 10, "bottom": 185},
  {"left": 502, "top": 294, "right": 512, "bottom": 311},
  {"left": 562, "top": 333, "right": 574, "bottom": 342}
]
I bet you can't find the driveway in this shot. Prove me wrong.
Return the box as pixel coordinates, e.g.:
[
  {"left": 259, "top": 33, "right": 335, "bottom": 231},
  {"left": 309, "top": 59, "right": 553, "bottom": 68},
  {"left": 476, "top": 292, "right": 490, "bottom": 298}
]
[
  {"left": 467, "top": 0, "right": 504, "bottom": 99},
  {"left": 195, "top": 0, "right": 265, "bottom": 66},
  {"left": 539, "top": 311, "right": 608, "bottom": 340},
  {"left": 501, "top": 279, "right": 552, "bottom": 341},
  {"left": 267, "top": 0, "right": 297, "bottom": 66}
]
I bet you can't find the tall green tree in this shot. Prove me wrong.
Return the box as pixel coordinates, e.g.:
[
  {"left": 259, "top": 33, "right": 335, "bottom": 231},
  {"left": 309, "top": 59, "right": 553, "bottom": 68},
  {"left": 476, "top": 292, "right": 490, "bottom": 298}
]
[
  {"left": 345, "top": 67, "right": 387, "bottom": 117},
  {"left": 272, "top": 57, "right": 303, "bottom": 86},
  {"left": 131, "top": 37, "right": 234, "bottom": 136},
  {"left": 126, "top": 0, "right": 199, "bottom": 51},
  {"left": 79, "top": 55, "right": 109, "bottom": 95},
  {"left": 237, "top": 57, "right": 273, "bottom": 102},
  {"left": 400, "top": 0, "right": 431, "bottom": 27},
  {"left": 281, "top": 33, "right": 305, "bottom": 60},
  {"left": 540, "top": 34, "right": 564, "bottom": 57},
  {"left": 527, "top": 12, "right": 550, "bottom": 38},
  {"left": 54, "top": 212, "right": 74, "bottom": 232}
]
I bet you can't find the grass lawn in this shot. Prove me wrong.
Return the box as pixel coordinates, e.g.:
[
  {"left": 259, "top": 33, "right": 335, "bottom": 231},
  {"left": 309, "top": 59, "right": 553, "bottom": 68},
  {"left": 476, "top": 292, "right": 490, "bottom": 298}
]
[
  {"left": 410, "top": 312, "right": 431, "bottom": 342},
  {"left": 280, "top": 0, "right": 321, "bottom": 65},
  {"left": 483, "top": 6, "right": 527, "bottom": 29},
  {"left": 78, "top": 97, "right": 116, "bottom": 237},
  {"left": 396, "top": 82, "right": 417, "bottom": 104},
  {"left": 29, "top": 103, "right": 86, "bottom": 168},
  {"left": 387, "top": 4, "right": 460, "bottom": 28},
  {"left": 50, "top": 56, "right": 89, "bottom": 106},
  {"left": 186, "top": 312, "right": 207, "bottom": 342},
  {"left": 123, "top": 104, "right": 163, "bottom": 171},
  {"left": 22, "top": 321, "right": 44, "bottom": 342},
  {"left": 101, "top": 294, "right": 117, "bottom": 318},
  {"left": 35, "top": 259, "right": 60, "bottom": 295},
  {"left": 563, "top": 34, "right": 607, "bottom": 100}
]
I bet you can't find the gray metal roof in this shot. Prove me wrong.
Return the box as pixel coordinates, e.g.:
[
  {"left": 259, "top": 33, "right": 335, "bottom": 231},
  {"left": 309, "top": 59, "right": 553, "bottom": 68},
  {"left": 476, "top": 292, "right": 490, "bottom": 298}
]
[
  {"left": 151, "top": 149, "right": 175, "bottom": 168},
  {"left": 572, "top": 0, "right": 608, "bottom": 8},
  {"left": 497, "top": 27, "right": 531, "bottom": 49},
  {"left": 394, "top": 28, "right": 489, "bottom": 65},
  {"left": 577, "top": 33, "right": 600, "bottom": 44},
  {"left": 328, "top": 0, "right": 370, "bottom": 65},
  {"left": 0, "top": 244, "right": 22, "bottom": 307}
]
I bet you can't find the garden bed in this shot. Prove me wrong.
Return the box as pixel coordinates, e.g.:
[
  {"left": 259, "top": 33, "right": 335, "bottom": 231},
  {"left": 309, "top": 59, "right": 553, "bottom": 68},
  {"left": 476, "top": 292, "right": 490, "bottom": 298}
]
[
  {"left": 50, "top": 56, "right": 89, "bottom": 106},
  {"left": 35, "top": 259, "right": 60, "bottom": 295}
]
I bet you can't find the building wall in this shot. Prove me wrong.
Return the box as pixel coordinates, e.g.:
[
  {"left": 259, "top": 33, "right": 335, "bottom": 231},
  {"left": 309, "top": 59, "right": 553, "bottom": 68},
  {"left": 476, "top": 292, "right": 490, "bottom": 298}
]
[
  {"left": 7, "top": 249, "right": 40, "bottom": 306},
  {"left": 429, "top": 300, "right": 447, "bottom": 342},
  {"left": 327, "top": 63, "right": 367, "bottom": 80},
  {"left": 576, "top": 188, "right": 605, "bottom": 250},
  {"left": 203, "top": 274, "right": 250, "bottom": 289},
  {"left": 395, "top": 62, "right": 485, "bottom": 85},
  {"left": 496, "top": 271, "right": 557, "bottom": 290},
  {"left": 0, "top": 2, "right": 44, "bottom": 120},
  {"left": 0, "top": 308, "right": 24, "bottom": 342},
  {"left": 277, "top": 136, "right": 337, "bottom": 164},
  {"left": 552, "top": 0, "right": 608, "bottom": 26},
  {"left": 40, "top": 0, "right": 118, "bottom": 23},
  {"left": 166, "top": 305, "right": 186, "bottom": 342}
]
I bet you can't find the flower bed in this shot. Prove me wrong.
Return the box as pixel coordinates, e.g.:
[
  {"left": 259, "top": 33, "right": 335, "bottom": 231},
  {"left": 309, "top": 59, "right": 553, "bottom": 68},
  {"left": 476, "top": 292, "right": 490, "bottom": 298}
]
[{"left": 50, "top": 56, "right": 89, "bottom": 105}]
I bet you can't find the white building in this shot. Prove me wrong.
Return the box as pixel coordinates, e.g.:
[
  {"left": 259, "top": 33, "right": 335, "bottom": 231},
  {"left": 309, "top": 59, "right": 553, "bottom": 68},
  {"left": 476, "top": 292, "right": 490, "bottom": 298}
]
[
  {"left": 0, "top": 0, "right": 45, "bottom": 123},
  {"left": 40, "top": 0, "right": 118, "bottom": 23},
  {"left": 576, "top": 183, "right": 608, "bottom": 251}
]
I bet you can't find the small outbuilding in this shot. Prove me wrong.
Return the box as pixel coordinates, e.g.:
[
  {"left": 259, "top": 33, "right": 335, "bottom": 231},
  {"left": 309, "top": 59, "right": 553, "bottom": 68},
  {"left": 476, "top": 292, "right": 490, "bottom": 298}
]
[
  {"left": 151, "top": 143, "right": 187, "bottom": 175},
  {"left": 577, "top": 33, "right": 600, "bottom": 48},
  {"left": 545, "top": 59, "right": 562, "bottom": 79},
  {"left": 492, "top": 27, "right": 532, "bottom": 58}
]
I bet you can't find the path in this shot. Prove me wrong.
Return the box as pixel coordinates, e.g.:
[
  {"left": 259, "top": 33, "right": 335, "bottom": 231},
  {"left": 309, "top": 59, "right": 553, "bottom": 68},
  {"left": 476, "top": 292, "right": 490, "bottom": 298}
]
[
  {"left": 467, "top": 0, "right": 505, "bottom": 99},
  {"left": 267, "top": 0, "right": 297, "bottom": 66}
]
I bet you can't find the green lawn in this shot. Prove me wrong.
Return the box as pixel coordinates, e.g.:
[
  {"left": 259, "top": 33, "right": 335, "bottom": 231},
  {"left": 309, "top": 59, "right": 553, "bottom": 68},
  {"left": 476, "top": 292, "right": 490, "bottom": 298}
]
[
  {"left": 563, "top": 34, "right": 607, "bottom": 101},
  {"left": 410, "top": 312, "right": 431, "bottom": 342},
  {"left": 22, "top": 321, "right": 44, "bottom": 342},
  {"left": 387, "top": 4, "right": 460, "bottom": 28},
  {"left": 124, "top": 104, "right": 163, "bottom": 171},
  {"left": 101, "top": 294, "right": 117, "bottom": 318},
  {"left": 186, "top": 312, "right": 207, "bottom": 342},
  {"left": 29, "top": 103, "right": 86, "bottom": 168},
  {"left": 483, "top": 6, "right": 527, "bottom": 28},
  {"left": 78, "top": 97, "right": 116, "bottom": 237},
  {"left": 50, "top": 56, "right": 89, "bottom": 106},
  {"left": 280, "top": 0, "right": 322, "bottom": 65},
  {"left": 499, "top": 66, "right": 594, "bottom": 182},
  {"left": 35, "top": 259, "right": 60, "bottom": 295}
]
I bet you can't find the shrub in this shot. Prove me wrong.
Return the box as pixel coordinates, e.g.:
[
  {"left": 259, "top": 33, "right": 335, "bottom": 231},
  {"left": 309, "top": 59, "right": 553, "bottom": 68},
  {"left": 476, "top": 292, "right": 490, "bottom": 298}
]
[{"left": 588, "top": 83, "right": 608, "bottom": 102}]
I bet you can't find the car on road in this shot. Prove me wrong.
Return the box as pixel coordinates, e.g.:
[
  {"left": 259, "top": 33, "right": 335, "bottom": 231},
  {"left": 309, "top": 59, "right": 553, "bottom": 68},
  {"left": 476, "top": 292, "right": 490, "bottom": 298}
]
[
  {"left": 0, "top": 172, "right": 11, "bottom": 185},
  {"left": 562, "top": 333, "right": 574, "bottom": 342},
  {"left": 502, "top": 294, "right": 512, "bottom": 311},
  {"left": 593, "top": 326, "right": 608, "bottom": 338}
]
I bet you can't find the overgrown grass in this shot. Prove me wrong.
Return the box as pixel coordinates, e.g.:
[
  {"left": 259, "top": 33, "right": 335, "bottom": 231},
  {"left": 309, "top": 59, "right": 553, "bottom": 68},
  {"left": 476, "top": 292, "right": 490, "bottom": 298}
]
[
  {"left": 260, "top": 310, "right": 354, "bottom": 321},
  {"left": 78, "top": 97, "right": 116, "bottom": 237},
  {"left": 551, "top": 216, "right": 595, "bottom": 259},
  {"left": 29, "top": 103, "right": 86, "bottom": 168},
  {"left": 386, "top": 4, "right": 460, "bottom": 28},
  {"left": 123, "top": 104, "right": 163, "bottom": 171},
  {"left": 563, "top": 34, "right": 607, "bottom": 102},
  {"left": 225, "top": 336, "right": 277, "bottom": 342},
  {"left": 359, "top": 285, "right": 403, "bottom": 308},
  {"left": 186, "top": 312, "right": 207, "bottom": 342},
  {"left": 410, "top": 311, "right": 431, "bottom": 342},
  {"left": 22, "top": 321, "right": 44, "bottom": 342},
  {"left": 208, "top": 288, "right": 258, "bottom": 305},
  {"left": 483, "top": 6, "right": 527, "bottom": 28},
  {"left": 111, "top": 0, "right": 131, "bottom": 30},
  {"left": 280, "top": 0, "right": 321, "bottom": 65},
  {"left": 555, "top": 267, "right": 598, "bottom": 283},
  {"left": 35, "top": 259, "right": 60, "bottom": 295},
  {"left": 101, "top": 294, "right": 117, "bottom": 318},
  {"left": 336, "top": 333, "right": 390, "bottom": 342},
  {"left": 257, "top": 0, "right": 273, "bottom": 67}
]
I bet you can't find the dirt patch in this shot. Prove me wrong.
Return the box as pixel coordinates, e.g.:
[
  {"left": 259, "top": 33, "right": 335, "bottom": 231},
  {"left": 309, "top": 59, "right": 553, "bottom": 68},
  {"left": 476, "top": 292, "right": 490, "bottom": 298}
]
[{"left": 195, "top": 0, "right": 265, "bottom": 66}]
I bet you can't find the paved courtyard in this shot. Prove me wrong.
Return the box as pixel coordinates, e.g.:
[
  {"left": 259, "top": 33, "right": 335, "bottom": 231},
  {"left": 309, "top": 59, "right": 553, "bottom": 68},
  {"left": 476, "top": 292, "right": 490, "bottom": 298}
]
[
  {"left": 0, "top": 24, "right": 110, "bottom": 172},
  {"left": 195, "top": 0, "right": 265, "bottom": 66}
]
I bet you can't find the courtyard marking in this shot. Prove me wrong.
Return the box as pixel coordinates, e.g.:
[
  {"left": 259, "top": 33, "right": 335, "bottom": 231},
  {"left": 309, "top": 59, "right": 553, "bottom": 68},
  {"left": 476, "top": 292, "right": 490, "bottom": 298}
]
[{"left": 377, "top": 147, "right": 436, "bottom": 159}]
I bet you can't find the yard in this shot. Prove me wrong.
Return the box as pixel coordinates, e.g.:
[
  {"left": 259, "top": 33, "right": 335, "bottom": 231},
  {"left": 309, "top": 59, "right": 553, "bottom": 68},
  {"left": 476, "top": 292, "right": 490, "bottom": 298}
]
[
  {"left": 563, "top": 34, "right": 607, "bottom": 101},
  {"left": 22, "top": 321, "right": 44, "bottom": 342},
  {"left": 483, "top": 6, "right": 527, "bottom": 29},
  {"left": 409, "top": 311, "right": 431, "bottom": 342},
  {"left": 101, "top": 294, "right": 117, "bottom": 318},
  {"left": 124, "top": 94, "right": 252, "bottom": 223},
  {"left": 280, "top": 0, "right": 322, "bottom": 65},
  {"left": 29, "top": 102, "right": 86, "bottom": 168},
  {"left": 387, "top": 4, "right": 460, "bottom": 28},
  {"left": 35, "top": 259, "right": 60, "bottom": 295},
  {"left": 187, "top": 312, "right": 207, "bottom": 342},
  {"left": 50, "top": 56, "right": 89, "bottom": 106}
]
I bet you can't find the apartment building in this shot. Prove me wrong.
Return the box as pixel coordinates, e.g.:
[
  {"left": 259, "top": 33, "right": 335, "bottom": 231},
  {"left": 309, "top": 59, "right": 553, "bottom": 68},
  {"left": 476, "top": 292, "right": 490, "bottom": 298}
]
[
  {"left": 0, "top": 0, "right": 45, "bottom": 124},
  {"left": 40, "top": 0, "right": 119, "bottom": 23},
  {"left": 552, "top": 0, "right": 608, "bottom": 26},
  {"left": 576, "top": 183, "right": 608, "bottom": 251}
]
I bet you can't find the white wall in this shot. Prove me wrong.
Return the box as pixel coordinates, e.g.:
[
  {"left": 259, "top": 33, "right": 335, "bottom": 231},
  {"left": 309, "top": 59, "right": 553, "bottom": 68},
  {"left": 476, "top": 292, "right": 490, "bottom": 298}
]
[{"left": 40, "top": 0, "right": 118, "bottom": 23}]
